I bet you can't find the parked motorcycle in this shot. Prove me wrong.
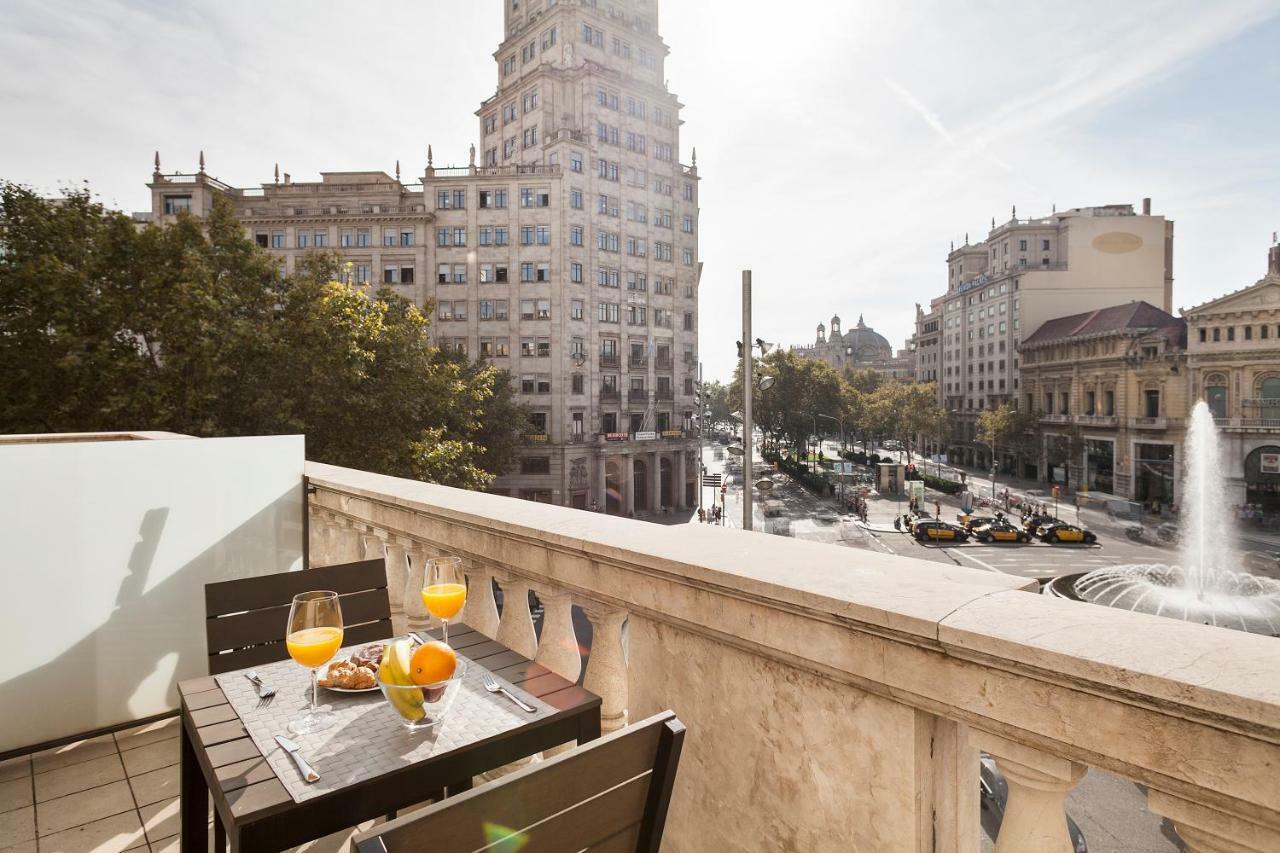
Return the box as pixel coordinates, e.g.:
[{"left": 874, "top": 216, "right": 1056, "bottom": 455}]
[{"left": 1124, "top": 525, "right": 1146, "bottom": 543}]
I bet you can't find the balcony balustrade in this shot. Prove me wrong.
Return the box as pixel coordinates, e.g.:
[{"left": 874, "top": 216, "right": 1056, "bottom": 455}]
[
  {"left": 626, "top": 389, "right": 649, "bottom": 404},
  {"left": 599, "top": 387, "right": 621, "bottom": 402},
  {"left": 599, "top": 354, "right": 621, "bottom": 369},
  {"left": 1076, "top": 414, "right": 1119, "bottom": 426},
  {"left": 654, "top": 356, "right": 674, "bottom": 370},
  {"left": 655, "top": 388, "right": 675, "bottom": 401},
  {"left": 307, "top": 461, "right": 1280, "bottom": 853},
  {"left": 629, "top": 356, "right": 648, "bottom": 370},
  {"left": 6, "top": 432, "right": 1278, "bottom": 853}
]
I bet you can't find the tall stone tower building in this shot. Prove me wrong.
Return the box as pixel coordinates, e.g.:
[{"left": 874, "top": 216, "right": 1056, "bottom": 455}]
[{"left": 140, "top": 0, "right": 701, "bottom": 513}]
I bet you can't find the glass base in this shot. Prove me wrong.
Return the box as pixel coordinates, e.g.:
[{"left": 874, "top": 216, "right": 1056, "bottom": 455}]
[{"left": 288, "top": 709, "right": 335, "bottom": 735}]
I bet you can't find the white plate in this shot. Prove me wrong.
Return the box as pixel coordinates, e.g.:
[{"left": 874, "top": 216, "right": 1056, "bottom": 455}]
[{"left": 317, "top": 661, "right": 380, "bottom": 693}]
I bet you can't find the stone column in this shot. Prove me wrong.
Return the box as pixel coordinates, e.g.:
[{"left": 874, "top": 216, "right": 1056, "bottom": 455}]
[
  {"left": 384, "top": 537, "right": 412, "bottom": 636},
  {"left": 361, "top": 529, "right": 385, "bottom": 563},
  {"left": 677, "top": 450, "right": 687, "bottom": 509},
  {"left": 582, "top": 607, "right": 628, "bottom": 734},
  {"left": 1147, "top": 789, "right": 1280, "bottom": 853},
  {"left": 403, "top": 544, "right": 431, "bottom": 634},
  {"left": 460, "top": 562, "right": 500, "bottom": 639},
  {"left": 532, "top": 589, "right": 581, "bottom": 683},
  {"left": 652, "top": 451, "right": 662, "bottom": 512},
  {"left": 495, "top": 575, "right": 538, "bottom": 659},
  {"left": 623, "top": 453, "right": 634, "bottom": 515},
  {"left": 975, "top": 736, "right": 1086, "bottom": 853}
]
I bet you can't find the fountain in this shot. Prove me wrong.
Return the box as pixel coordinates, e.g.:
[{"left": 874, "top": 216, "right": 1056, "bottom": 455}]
[{"left": 1046, "top": 401, "right": 1280, "bottom": 635}]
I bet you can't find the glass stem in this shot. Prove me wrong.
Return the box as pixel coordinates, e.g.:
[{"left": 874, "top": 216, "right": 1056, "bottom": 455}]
[
  {"left": 442, "top": 620, "right": 449, "bottom": 644},
  {"left": 311, "top": 668, "right": 318, "bottom": 715}
]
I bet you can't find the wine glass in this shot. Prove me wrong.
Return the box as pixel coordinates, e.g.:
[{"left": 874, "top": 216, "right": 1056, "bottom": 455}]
[
  {"left": 421, "top": 556, "right": 466, "bottom": 644},
  {"left": 285, "top": 590, "right": 344, "bottom": 734}
]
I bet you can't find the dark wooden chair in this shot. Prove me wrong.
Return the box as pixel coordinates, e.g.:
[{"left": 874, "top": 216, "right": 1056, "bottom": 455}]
[
  {"left": 204, "top": 558, "right": 392, "bottom": 675},
  {"left": 352, "top": 710, "right": 685, "bottom": 853}
]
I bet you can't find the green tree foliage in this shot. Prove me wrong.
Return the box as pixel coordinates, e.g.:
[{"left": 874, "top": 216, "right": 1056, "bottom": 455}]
[
  {"left": 0, "top": 184, "right": 526, "bottom": 489},
  {"left": 868, "top": 382, "right": 946, "bottom": 463},
  {"left": 728, "top": 350, "right": 843, "bottom": 453},
  {"left": 701, "top": 379, "right": 732, "bottom": 429}
]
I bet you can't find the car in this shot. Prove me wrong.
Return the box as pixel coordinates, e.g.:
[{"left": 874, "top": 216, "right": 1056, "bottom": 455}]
[
  {"left": 1021, "top": 514, "right": 1058, "bottom": 535},
  {"left": 1040, "top": 523, "right": 1097, "bottom": 544},
  {"left": 1155, "top": 521, "right": 1181, "bottom": 544},
  {"left": 959, "top": 515, "right": 996, "bottom": 532},
  {"left": 974, "top": 521, "right": 1030, "bottom": 543},
  {"left": 980, "top": 755, "right": 1088, "bottom": 852},
  {"left": 913, "top": 520, "right": 969, "bottom": 543}
]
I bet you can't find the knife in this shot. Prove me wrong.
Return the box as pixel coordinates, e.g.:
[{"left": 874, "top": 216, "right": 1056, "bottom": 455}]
[{"left": 274, "top": 735, "right": 320, "bottom": 783}]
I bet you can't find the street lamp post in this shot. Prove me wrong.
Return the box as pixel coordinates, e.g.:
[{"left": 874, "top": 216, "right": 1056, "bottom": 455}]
[
  {"left": 817, "top": 413, "right": 846, "bottom": 506},
  {"left": 742, "top": 271, "right": 754, "bottom": 531}
]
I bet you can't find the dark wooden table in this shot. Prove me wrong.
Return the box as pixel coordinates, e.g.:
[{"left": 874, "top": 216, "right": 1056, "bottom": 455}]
[{"left": 178, "top": 624, "right": 601, "bottom": 851}]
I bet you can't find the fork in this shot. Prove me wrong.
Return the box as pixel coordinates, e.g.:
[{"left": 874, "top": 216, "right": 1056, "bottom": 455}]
[
  {"left": 480, "top": 672, "right": 536, "bottom": 713},
  {"left": 245, "top": 670, "right": 276, "bottom": 706}
]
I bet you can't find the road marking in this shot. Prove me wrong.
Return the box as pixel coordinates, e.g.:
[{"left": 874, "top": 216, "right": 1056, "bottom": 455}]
[{"left": 951, "top": 547, "right": 1006, "bottom": 574}]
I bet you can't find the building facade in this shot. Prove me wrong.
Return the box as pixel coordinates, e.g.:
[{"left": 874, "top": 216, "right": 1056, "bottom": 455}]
[
  {"left": 1018, "top": 302, "right": 1188, "bottom": 507},
  {"left": 910, "top": 200, "right": 1175, "bottom": 469},
  {"left": 791, "top": 314, "right": 913, "bottom": 381},
  {"left": 1183, "top": 241, "right": 1280, "bottom": 515},
  {"left": 140, "top": 0, "right": 701, "bottom": 513}
]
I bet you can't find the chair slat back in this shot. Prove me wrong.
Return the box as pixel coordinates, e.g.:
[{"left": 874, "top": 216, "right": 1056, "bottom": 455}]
[
  {"left": 353, "top": 711, "right": 685, "bottom": 853},
  {"left": 204, "top": 559, "right": 391, "bottom": 675}
]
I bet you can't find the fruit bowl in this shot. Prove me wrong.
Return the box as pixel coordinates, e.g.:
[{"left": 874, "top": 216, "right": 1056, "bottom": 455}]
[
  {"left": 378, "top": 659, "right": 466, "bottom": 732},
  {"left": 377, "top": 638, "right": 466, "bottom": 732}
]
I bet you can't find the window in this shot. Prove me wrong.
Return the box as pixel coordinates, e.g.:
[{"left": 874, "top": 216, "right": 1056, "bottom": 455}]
[
  {"left": 520, "top": 226, "right": 534, "bottom": 246},
  {"left": 296, "top": 232, "right": 310, "bottom": 249},
  {"left": 570, "top": 189, "right": 583, "bottom": 210},
  {"left": 452, "top": 300, "right": 467, "bottom": 321},
  {"left": 495, "top": 300, "right": 509, "bottom": 320},
  {"left": 521, "top": 262, "right": 534, "bottom": 282},
  {"left": 572, "top": 376, "right": 585, "bottom": 395},
  {"left": 536, "top": 225, "right": 550, "bottom": 245},
  {"left": 437, "top": 227, "right": 451, "bottom": 247},
  {"left": 495, "top": 264, "right": 509, "bottom": 282},
  {"left": 570, "top": 152, "right": 583, "bottom": 173},
  {"left": 479, "top": 189, "right": 507, "bottom": 209},
  {"left": 597, "top": 268, "right": 619, "bottom": 288},
  {"left": 571, "top": 262, "right": 583, "bottom": 283},
  {"left": 495, "top": 337, "right": 509, "bottom": 356},
  {"left": 683, "top": 312, "right": 694, "bottom": 331},
  {"left": 1213, "top": 328, "right": 1221, "bottom": 342},
  {"left": 1228, "top": 327, "right": 1236, "bottom": 342},
  {"left": 271, "top": 231, "right": 284, "bottom": 248},
  {"left": 479, "top": 300, "right": 494, "bottom": 320},
  {"left": 1245, "top": 326, "right": 1253, "bottom": 341},
  {"left": 581, "top": 23, "right": 603, "bottom": 48},
  {"left": 599, "top": 302, "right": 620, "bottom": 323},
  {"left": 521, "top": 457, "right": 551, "bottom": 475},
  {"left": 571, "top": 225, "right": 583, "bottom": 246},
  {"left": 399, "top": 228, "right": 414, "bottom": 247},
  {"left": 1145, "top": 390, "right": 1160, "bottom": 418},
  {"left": 163, "top": 195, "right": 192, "bottom": 214},
  {"left": 400, "top": 266, "right": 414, "bottom": 284},
  {"left": 571, "top": 300, "right": 584, "bottom": 320},
  {"left": 521, "top": 299, "right": 536, "bottom": 321},
  {"left": 357, "top": 229, "right": 370, "bottom": 247}
]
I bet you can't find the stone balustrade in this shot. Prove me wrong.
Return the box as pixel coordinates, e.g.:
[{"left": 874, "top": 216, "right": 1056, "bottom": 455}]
[{"left": 305, "top": 461, "right": 1280, "bottom": 853}]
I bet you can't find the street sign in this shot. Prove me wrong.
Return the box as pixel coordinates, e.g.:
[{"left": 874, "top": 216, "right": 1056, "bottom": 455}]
[
  {"left": 702, "top": 474, "right": 722, "bottom": 487},
  {"left": 635, "top": 430, "right": 657, "bottom": 441}
]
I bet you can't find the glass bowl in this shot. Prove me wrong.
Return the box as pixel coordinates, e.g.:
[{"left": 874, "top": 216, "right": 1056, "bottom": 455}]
[{"left": 377, "top": 659, "right": 466, "bottom": 732}]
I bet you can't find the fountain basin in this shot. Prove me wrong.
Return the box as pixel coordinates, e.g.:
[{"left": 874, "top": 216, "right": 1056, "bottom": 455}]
[{"left": 1046, "top": 565, "right": 1280, "bottom": 636}]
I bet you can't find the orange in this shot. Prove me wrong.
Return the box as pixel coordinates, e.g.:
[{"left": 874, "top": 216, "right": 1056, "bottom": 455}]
[{"left": 409, "top": 640, "right": 457, "bottom": 686}]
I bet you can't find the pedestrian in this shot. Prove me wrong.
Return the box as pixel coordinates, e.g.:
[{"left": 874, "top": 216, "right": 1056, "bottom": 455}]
[
  {"left": 698, "top": 507, "right": 705, "bottom": 523},
  {"left": 935, "top": 500, "right": 941, "bottom": 520},
  {"left": 894, "top": 516, "right": 902, "bottom": 531}
]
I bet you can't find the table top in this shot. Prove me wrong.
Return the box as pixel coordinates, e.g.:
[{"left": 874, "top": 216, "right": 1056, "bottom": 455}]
[{"left": 178, "top": 624, "right": 600, "bottom": 849}]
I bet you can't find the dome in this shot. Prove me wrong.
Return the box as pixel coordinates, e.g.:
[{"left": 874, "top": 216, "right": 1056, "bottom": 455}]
[{"left": 838, "top": 319, "right": 892, "bottom": 362}]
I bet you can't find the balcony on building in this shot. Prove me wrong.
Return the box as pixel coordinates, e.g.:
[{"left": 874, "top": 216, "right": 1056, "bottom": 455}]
[
  {"left": 599, "top": 353, "right": 621, "bottom": 369},
  {"left": 3, "top": 431, "right": 1278, "bottom": 853},
  {"left": 600, "top": 386, "right": 621, "bottom": 402}
]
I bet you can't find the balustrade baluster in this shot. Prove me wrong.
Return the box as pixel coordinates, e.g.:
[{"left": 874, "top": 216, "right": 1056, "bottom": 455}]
[
  {"left": 532, "top": 589, "right": 582, "bottom": 683},
  {"left": 979, "top": 738, "right": 1086, "bottom": 853},
  {"left": 1147, "top": 789, "right": 1280, "bottom": 853},
  {"left": 459, "top": 562, "right": 500, "bottom": 639},
  {"left": 360, "top": 528, "right": 384, "bottom": 562},
  {"left": 495, "top": 576, "right": 538, "bottom": 659},
  {"left": 404, "top": 545, "right": 432, "bottom": 634},
  {"left": 582, "top": 608, "right": 628, "bottom": 734},
  {"left": 383, "top": 537, "right": 411, "bottom": 635}
]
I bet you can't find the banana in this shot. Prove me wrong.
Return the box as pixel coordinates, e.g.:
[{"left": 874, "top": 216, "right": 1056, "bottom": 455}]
[{"left": 378, "top": 639, "right": 426, "bottom": 721}]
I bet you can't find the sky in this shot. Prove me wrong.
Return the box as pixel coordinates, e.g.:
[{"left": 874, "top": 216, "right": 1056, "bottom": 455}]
[{"left": 2, "top": 0, "right": 1278, "bottom": 382}]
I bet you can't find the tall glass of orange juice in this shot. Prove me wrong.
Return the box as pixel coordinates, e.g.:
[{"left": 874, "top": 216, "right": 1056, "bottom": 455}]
[
  {"left": 422, "top": 556, "right": 466, "bottom": 644},
  {"left": 286, "top": 590, "right": 344, "bottom": 734}
]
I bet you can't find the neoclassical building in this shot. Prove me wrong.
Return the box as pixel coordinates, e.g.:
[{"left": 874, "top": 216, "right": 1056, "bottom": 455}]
[
  {"left": 791, "top": 315, "right": 912, "bottom": 380},
  {"left": 1018, "top": 301, "right": 1188, "bottom": 506},
  {"left": 137, "top": 0, "right": 700, "bottom": 514},
  {"left": 1184, "top": 241, "right": 1280, "bottom": 512}
]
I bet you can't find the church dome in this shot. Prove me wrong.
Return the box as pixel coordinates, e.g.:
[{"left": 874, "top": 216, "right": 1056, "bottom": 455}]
[{"left": 839, "top": 316, "right": 892, "bottom": 362}]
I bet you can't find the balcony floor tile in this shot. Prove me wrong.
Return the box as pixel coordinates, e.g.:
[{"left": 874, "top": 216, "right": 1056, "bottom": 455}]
[
  {"left": 0, "top": 778, "right": 33, "bottom": 815},
  {"left": 35, "top": 753, "right": 125, "bottom": 804},
  {"left": 36, "top": 809, "right": 146, "bottom": 853}
]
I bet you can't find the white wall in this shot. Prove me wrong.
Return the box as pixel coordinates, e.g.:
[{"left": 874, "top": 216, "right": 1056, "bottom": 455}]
[{"left": 0, "top": 435, "right": 304, "bottom": 753}]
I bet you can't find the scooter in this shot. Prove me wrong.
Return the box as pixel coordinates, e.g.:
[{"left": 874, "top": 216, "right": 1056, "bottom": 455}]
[{"left": 1124, "top": 525, "right": 1146, "bottom": 543}]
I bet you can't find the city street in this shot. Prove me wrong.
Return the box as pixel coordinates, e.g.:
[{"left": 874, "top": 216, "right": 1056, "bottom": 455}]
[{"left": 695, "top": 440, "right": 1192, "bottom": 852}]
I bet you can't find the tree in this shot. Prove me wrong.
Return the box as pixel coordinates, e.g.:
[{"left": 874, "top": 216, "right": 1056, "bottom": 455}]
[
  {"left": 0, "top": 183, "right": 527, "bottom": 488},
  {"left": 701, "top": 380, "right": 732, "bottom": 430},
  {"left": 727, "top": 350, "right": 844, "bottom": 457},
  {"left": 977, "top": 403, "right": 1039, "bottom": 496},
  {"left": 867, "top": 382, "right": 946, "bottom": 464}
]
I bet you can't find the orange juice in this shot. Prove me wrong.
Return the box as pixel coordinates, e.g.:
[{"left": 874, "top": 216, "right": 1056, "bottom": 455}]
[
  {"left": 422, "top": 583, "right": 467, "bottom": 619},
  {"left": 286, "top": 626, "right": 343, "bottom": 668}
]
